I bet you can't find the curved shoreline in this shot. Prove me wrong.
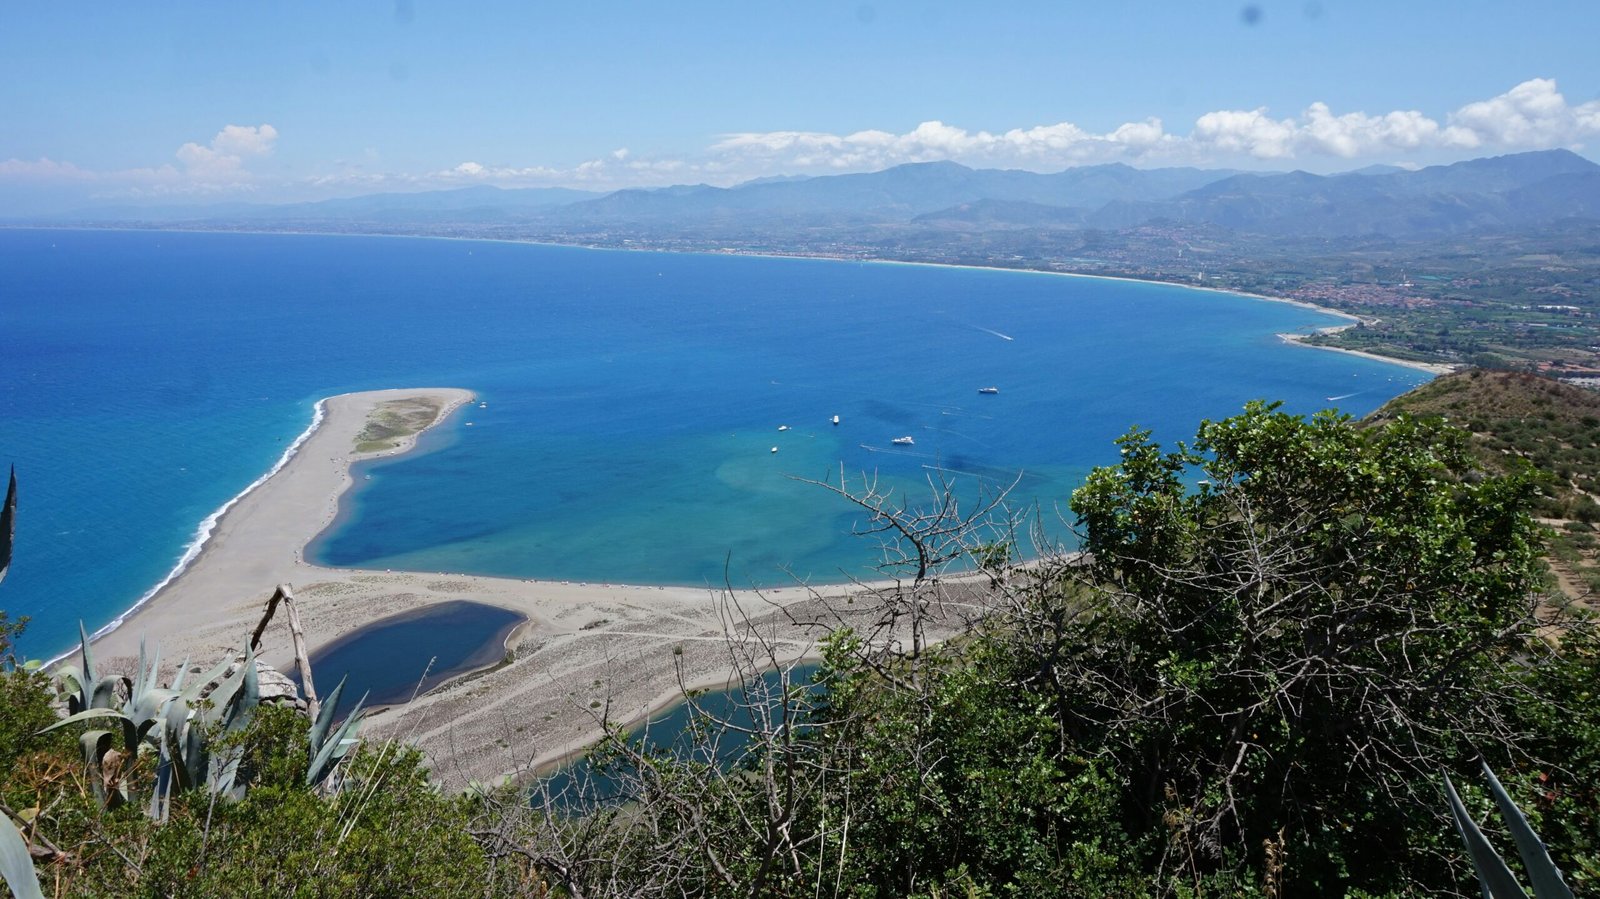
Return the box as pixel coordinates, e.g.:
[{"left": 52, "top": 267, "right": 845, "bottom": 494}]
[
  {"left": 17, "top": 225, "right": 1455, "bottom": 377},
  {"left": 84, "top": 386, "right": 922, "bottom": 788},
  {"left": 89, "top": 387, "right": 478, "bottom": 667},
  {"left": 59, "top": 400, "right": 333, "bottom": 664}
]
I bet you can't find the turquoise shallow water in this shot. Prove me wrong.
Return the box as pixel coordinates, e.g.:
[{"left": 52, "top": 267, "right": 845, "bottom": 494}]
[{"left": 0, "top": 229, "right": 1431, "bottom": 657}]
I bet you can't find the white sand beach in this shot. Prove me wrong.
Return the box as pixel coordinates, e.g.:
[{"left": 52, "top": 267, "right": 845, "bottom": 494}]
[{"left": 89, "top": 388, "right": 987, "bottom": 787}]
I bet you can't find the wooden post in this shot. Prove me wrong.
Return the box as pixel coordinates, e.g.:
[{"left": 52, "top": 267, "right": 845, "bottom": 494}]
[{"left": 250, "top": 584, "right": 321, "bottom": 720}]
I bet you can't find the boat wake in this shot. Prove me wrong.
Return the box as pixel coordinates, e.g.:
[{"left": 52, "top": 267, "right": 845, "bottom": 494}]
[
  {"left": 858, "top": 444, "right": 937, "bottom": 459},
  {"left": 973, "top": 326, "right": 1014, "bottom": 341},
  {"left": 926, "top": 427, "right": 990, "bottom": 447}
]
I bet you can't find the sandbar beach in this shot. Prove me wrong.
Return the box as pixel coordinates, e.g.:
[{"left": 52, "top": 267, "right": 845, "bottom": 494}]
[{"left": 87, "top": 387, "right": 958, "bottom": 787}]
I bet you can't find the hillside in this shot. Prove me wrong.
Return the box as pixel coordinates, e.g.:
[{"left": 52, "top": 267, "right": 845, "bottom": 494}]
[{"left": 1371, "top": 369, "right": 1600, "bottom": 602}]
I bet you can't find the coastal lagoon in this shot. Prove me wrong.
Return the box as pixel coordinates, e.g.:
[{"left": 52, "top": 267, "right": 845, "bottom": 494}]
[
  {"left": 290, "top": 600, "right": 524, "bottom": 710},
  {"left": 0, "top": 229, "right": 1431, "bottom": 657}
]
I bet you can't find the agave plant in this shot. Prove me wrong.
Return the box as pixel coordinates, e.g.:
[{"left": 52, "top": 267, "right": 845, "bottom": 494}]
[
  {"left": 43, "top": 629, "right": 264, "bottom": 816},
  {"left": 0, "top": 465, "right": 15, "bottom": 587},
  {"left": 43, "top": 631, "right": 179, "bottom": 809},
  {"left": 52, "top": 622, "right": 129, "bottom": 716},
  {"left": 149, "top": 643, "right": 262, "bottom": 819},
  {"left": 0, "top": 810, "right": 44, "bottom": 899},
  {"left": 306, "top": 675, "right": 367, "bottom": 791},
  {"left": 1444, "top": 761, "right": 1575, "bottom": 899}
]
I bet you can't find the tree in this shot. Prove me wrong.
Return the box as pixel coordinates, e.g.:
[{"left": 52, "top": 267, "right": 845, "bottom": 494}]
[{"left": 1055, "top": 400, "right": 1559, "bottom": 891}]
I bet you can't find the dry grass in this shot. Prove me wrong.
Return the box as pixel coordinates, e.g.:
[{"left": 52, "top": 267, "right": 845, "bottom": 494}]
[{"left": 354, "top": 397, "right": 447, "bottom": 453}]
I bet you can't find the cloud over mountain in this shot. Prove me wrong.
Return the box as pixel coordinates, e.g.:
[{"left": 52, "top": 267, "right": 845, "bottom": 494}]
[
  {"left": 711, "top": 79, "right": 1600, "bottom": 172},
  {"left": 3, "top": 81, "right": 1599, "bottom": 208}
]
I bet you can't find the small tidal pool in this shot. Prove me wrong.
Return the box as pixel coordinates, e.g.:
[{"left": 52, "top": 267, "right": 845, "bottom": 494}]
[
  {"left": 538, "top": 663, "right": 822, "bottom": 806},
  {"left": 294, "top": 600, "right": 524, "bottom": 708}
]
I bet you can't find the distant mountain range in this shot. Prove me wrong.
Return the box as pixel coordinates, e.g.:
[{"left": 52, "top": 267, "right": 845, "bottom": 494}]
[{"left": 19, "top": 149, "right": 1600, "bottom": 242}]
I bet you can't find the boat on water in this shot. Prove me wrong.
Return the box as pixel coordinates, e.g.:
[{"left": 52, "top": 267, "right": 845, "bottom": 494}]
[
  {"left": 978, "top": 387, "right": 999, "bottom": 395},
  {"left": 777, "top": 425, "right": 790, "bottom": 431},
  {"left": 891, "top": 436, "right": 915, "bottom": 446},
  {"left": 831, "top": 415, "right": 840, "bottom": 425},
  {"left": 770, "top": 446, "right": 779, "bottom": 453}
]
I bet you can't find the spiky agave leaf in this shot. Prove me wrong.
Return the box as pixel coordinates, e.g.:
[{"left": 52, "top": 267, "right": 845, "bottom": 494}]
[
  {"left": 0, "top": 465, "right": 15, "bottom": 588},
  {"left": 0, "top": 807, "right": 45, "bottom": 899},
  {"left": 308, "top": 675, "right": 348, "bottom": 755},
  {"left": 196, "top": 651, "right": 255, "bottom": 728},
  {"left": 76, "top": 621, "right": 96, "bottom": 687},
  {"left": 307, "top": 709, "right": 365, "bottom": 789},
  {"left": 149, "top": 723, "right": 174, "bottom": 822},
  {"left": 131, "top": 636, "right": 160, "bottom": 702},
  {"left": 59, "top": 622, "right": 124, "bottom": 712},
  {"left": 209, "top": 644, "right": 260, "bottom": 800},
  {"left": 1480, "top": 762, "right": 1575, "bottom": 899},
  {"left": 162, "top": 691, "right": 202, "bottom": 793},
  {"left": 38, "top": 706, "right": 129, "bottom": 736},
  {"left": 231, "top": 642, "right": 260, "bottom": 733},
  {"left": 1445, "top": 771, "right": 1531, "bottom": 899},
  {"left": 307, "top": 681, "right": 367, "bottom": 789},
  {"left": 89, "top": 675, "right": 122, "bottom": 712},
  {"left": 168, "top": 653, "right": 246, "bottom": 794},
  {"left": 179, "top": 656, "right": 235, "bottom": 712}
]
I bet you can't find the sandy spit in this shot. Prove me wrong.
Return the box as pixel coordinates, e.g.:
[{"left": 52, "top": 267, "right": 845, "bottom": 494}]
[{"left": 88, "top": 388, "right": 967, "bottom": 788}]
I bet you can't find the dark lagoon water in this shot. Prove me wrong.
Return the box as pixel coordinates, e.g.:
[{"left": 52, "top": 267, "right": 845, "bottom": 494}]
[
  {"left": 290, "top": 600, "right": 523, "bottom": 709},
  {"left": 540, "top": 664, "right": 821, "bottom": 805},
  {"left": 0, "top": 229, "right": 1432, "bottom": 657}
]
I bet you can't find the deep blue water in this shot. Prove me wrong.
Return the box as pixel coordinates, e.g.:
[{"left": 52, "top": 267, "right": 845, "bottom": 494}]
[
  {"left": 289, "top": 600, "right": 523, "bottom": 710},
  {"left": 0, "top": 229, "right": 1431, "bottom": 657}
]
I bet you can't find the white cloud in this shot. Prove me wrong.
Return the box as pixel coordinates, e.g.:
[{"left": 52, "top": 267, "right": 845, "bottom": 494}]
[
  {"left": 1191, "top": 108, "right": 1299, "bottom": 159},
  {"left": 6, "top": 80, "right": 1600, "bottom": 208},
  {"left": 709, "top": 117, "right": 1175, "bottom": 173},
  {"left": 175, "top": 123, "right": 278, "bottom": 183},
  {"left": 434, "top": 160, "right": 569, "bottom": 184},
  {"left": 708, "top": 78, "right": 1600, "bottom": 174},
  {"left": 1447, "top": 78, "right": 1599, "bottom": 148},
  {"left": 0, "top": 157, "right": 98, "bottom": 181},
  {"left": 211, "top": 124, "right": 279, "bottom": 156}
]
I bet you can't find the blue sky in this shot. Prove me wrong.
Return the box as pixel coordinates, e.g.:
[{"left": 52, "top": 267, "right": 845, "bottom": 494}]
[{"left": 2, "top": 1, "right": 1598, "bottom": 210}]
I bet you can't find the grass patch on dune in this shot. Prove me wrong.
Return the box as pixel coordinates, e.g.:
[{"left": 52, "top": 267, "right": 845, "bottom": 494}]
[{"left": 354, "top": 397, "right": 446, "bottom": 454}]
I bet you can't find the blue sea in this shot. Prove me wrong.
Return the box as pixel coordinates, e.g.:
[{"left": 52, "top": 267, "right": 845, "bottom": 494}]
[{"left": 0, "top": 229, "right": 1431, "bottom": 657}]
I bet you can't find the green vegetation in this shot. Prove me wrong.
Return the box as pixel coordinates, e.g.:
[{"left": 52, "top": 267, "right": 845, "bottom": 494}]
[
  {"left": 0, "top": 618, "right": 493, "bottom": 897},
  {"left": 1372, "top": 369, "right": 1600, "bottom": 605},
  {"left": 3, "top": 398, "right": 1598, "bottom": 896},
  {"left": 476, "top": 403, "right": 1599, "bottom": 897},
  {"left": 352, "top": 397, "right": 445, "bottom": 454},
  {"left": 1445, "top": 763, "right": 1575, "bottom": 898}
]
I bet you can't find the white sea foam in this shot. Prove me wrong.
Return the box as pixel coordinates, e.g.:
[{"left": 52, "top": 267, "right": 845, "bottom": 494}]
[{"left": 60, "top": 399, "right": 330, "bottom": 661}]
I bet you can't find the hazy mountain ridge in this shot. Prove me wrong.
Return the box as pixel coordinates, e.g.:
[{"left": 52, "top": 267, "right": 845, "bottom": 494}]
[
  {"left": 18, "top": 150, "right": 1600, "bottom": 241},
  {"left": 1095, "top": 149, "right": 1600, "bottom": 238}
]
